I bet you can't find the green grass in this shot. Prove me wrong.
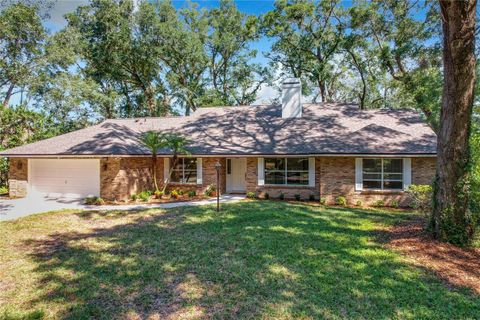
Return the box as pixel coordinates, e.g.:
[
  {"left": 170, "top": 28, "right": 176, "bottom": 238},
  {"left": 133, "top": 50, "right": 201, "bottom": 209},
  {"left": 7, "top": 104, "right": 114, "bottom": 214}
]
[{"left": 0, "top": 201, "right": 479, "bottom": 319}]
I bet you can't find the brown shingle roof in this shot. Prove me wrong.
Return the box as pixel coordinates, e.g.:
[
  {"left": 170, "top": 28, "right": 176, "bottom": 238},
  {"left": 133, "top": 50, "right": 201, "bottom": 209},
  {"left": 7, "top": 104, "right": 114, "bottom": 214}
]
[{"left": 0, "top": 103, "right": 437, "bottom": 157}]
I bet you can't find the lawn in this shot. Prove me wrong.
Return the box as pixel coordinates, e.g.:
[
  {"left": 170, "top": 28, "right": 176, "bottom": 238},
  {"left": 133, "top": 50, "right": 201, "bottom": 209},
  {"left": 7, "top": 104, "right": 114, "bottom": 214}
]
[{"left": 0, "top": 201, "right": 479, "bottom": 320}]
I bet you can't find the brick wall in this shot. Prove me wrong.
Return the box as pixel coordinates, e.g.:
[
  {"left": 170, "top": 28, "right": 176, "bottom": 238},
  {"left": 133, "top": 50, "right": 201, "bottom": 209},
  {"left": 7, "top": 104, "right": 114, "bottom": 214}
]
[
  {"left": 100, "top": 157, "right": 161, "bottom": 201},
  {"left": 319, "top": 157, "right": 437, "bottom": 206},
  {"left": 245, "top": 156, "right": 436, "bottom": 205},
  {"left": 8, "top": 158, "right": 28, "bottom": 198},
  {"left": 412, "top": 157, "right": 436, "bottom": 185},
  {"left": 100, "top": 156, "right": 226, "bottom": 201}
]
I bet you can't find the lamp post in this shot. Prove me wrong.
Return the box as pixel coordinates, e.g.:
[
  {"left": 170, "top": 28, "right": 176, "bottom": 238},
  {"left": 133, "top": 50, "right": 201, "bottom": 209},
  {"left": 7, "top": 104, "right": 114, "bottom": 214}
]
[{"left": 214, "top": 161, "right": 221, "bottom": 212}]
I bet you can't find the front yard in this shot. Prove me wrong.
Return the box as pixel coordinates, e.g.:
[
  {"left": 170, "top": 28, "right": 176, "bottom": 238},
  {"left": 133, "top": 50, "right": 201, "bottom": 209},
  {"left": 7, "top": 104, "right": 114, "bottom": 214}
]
[{"left": 1, "top": 201, "right": 479, "bottom": 319}]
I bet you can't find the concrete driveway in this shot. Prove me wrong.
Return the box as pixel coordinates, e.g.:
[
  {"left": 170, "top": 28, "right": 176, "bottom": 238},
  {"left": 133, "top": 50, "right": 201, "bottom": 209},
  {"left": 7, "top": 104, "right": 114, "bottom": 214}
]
[{"left": 0, "top": 194, "right": 245, "bottom": 222}]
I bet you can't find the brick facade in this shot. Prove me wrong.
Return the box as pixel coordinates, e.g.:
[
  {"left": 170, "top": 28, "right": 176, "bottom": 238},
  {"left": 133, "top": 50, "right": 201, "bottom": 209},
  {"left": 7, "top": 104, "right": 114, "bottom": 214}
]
[
  {"left": 245, "top": 156, "right": 436, "bottom": 205},
  {"left": 319, "top": 157, "right": 436, "bottom": 206},
  {"left": 8, "top": 158, "right": 28, "bottom": 198},
  {"left": 100, "top": 157, "right": 160, "bottom": 201},
  {"left": 100, "top": 156, "right": 226, "bottom": 201},
  {"left": 8, "top": 156, "right": 436, "bottom": 205}
]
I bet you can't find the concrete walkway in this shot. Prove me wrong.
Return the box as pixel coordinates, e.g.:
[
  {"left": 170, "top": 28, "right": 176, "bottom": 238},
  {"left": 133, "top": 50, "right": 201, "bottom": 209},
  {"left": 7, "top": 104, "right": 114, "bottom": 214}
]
[{"left": 0, "top": 194, "right": 245, "bottom": 222}]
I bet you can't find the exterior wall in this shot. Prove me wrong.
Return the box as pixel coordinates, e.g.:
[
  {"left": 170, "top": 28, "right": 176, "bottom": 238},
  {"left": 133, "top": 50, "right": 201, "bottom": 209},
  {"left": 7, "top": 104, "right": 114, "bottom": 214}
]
[
  {"left": 7, "top": 155, "right": 436, "bottom": 205},
  {"left": 100, "top": 157, "right": 160, "bottom": 201},
  {"left": 319, "top": 157, "right": 437, "bottom": 206},
  {"left": 8, "top": 158, "right": 28, "bottom": 198},
  {"left": 246, "top": 156, "right": 436, "bottom": 205},
  {"left": 246, "top": 157, "right": 320, "bottom": 200},
  {"left": 412, "top": 157, "right": 436, "bottom": 185},
  {"left": 100, "top": 156, "right": 226, "bottom": 201}
]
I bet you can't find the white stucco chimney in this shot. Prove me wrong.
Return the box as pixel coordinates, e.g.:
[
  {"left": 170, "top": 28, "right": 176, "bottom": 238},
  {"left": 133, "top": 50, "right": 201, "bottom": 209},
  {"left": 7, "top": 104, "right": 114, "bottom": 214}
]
[{"left": 281, "top": 78, "right": 302, "bottom": 118}]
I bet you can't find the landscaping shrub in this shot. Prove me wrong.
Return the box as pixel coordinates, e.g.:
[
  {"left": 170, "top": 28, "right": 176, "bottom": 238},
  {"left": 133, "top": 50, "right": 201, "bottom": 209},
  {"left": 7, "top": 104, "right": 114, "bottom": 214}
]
[
  {"left": 94, "top": 197, "right": 105, "bottom": 205},
  {"left": 131, "top": 193, "right": 138, "bottom": 201},
  {"left": 178, "top": 189, "right": 184, "bottom": 195},
  {"left": 84, "top": 197, "right": 96, "bottom": 205},
  {"left": 170, "top": 190, "right": 180, "bottom": 199},
  {"left": 319, "top": 197, "right": 326, "bottom": 205},
  {"left": 406, "top": 184, "right": 433, "bottom": 212},
  {"left": 372, "top": 200, "right": 385, "bottom": 207},
  {"left": 188, "top": 190, "right": 196, "bottom": 198},
  {"left": 205, "top": 184, "right": 216, "bottom": 197},
  {"left": 356, "top": 200, "right": 362, "bottom": 207},
  {"left": 154, "top": 190, "right": 163, "bottom": 198},
  {"left": 335, "top": 196, "right": 347, "bottom": 206},
  {"left": 85, "top": 197, "right": 105, "bottom": 206},
  {"left": 309, "top": 194, "right": 315, "bottom": 201},
  {"left": 138, "top": 191, "right": 151, "bottom": 202},
  {"left": 264, "top": 192, "right": 270, "bottom": 200},
  {"left": 294, "top": 194, "right": 301, "bottom": 201},
  {"left": 0, "top": 186, "right": 8, "bottom": 195},
  {"left": 391, "top": 199, "right": 400, "bottom": 208},
  {"left": 246, "top": 191, "right": 256, "bottom": 199},
  {"left": 279, "top": 193, "right": 285, "bottom": 200}
]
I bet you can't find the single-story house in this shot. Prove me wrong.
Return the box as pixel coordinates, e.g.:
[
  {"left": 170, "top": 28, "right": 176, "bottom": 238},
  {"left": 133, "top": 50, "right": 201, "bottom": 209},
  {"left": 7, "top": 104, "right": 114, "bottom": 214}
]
[{"left": 0, "top": 79, "right": 437, "bottom": 205}]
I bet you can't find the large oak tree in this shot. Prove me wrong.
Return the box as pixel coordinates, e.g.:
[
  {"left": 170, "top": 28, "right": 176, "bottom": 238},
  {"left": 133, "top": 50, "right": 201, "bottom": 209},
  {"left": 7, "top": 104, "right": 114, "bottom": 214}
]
[{"left": 433, "top": 0, "right": 477, "bottom": 245}]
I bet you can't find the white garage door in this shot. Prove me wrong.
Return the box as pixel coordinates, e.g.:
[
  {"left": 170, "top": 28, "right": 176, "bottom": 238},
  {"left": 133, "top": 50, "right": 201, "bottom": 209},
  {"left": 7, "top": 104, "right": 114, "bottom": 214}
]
[{"left": 29, "top": 159, "right": 100, "bottom": 199}]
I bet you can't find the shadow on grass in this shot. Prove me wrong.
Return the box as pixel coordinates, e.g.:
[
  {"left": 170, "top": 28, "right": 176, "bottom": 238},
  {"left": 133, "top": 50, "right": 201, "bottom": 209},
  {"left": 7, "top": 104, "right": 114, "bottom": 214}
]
[{"left": 23, "top": 202, "right": 480, "bottom": 319}]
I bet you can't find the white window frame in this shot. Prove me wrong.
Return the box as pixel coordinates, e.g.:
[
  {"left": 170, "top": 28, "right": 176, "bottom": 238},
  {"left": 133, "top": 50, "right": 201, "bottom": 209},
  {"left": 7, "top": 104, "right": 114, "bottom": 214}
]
[
  {"left": 264, "top": 157, "right": 311, "bottom": 186},
  {"left": 360, "top": 158, "right": 405, "bottom": 191},
  {"left": 170, "top": 158, "right": 198, "bottom": 184}
]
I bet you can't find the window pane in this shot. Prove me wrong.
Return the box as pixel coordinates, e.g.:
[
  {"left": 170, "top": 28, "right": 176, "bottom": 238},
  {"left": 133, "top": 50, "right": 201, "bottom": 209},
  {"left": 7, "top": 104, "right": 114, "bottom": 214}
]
[
  {"left": 171, "top": 159, "right": 183, "bottom": 170},
  {"left": 287, "top": 172, "right": 308, "bottom": 185},
  {"left": 363, "top": 159, "right": 382, "bottom": 172},
  {"left": 171, "top": 170, "right": 182, "bottom": 183},
  {"left": 383, "top": 180, "right": 403, "bottom": 189},
  {"left": 184, "top": 158, "right": 197, "bottom": 171},
  {"left": 383, "top": 173, "right": 403, "bottom": 181},
  {"left": 363, "top": 173, "right": 381, "bottom": 180},
  {"left": 383, "top": 159, "right": 403, "bottom": 173},
  {"left": 227, "top": 159, "right": 231, "bottom": 174},
  {"left": 363, "top": 180, "right": 381, "bottom": 189},
  {"left": 265, "top": 171, "right": 285, "bottom": 185},
  {"left": 184, "top": 170, "right": 197, "bottom": 183},
  {"left": 265, "top": 158, "right": 285, "bottom": 171},
  {"left": 287, "top": 158, "right": 308, "bottom": 171}
]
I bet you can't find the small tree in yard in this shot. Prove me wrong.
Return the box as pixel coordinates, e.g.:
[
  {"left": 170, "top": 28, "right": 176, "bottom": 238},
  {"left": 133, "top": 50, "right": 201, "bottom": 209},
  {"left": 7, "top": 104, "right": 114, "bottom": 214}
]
[
  {"left": 140, "top": 132, "right": 191, "bottom": 193},
  {"left": 160, "top": 134, "right": 191, "bottom": 194},
  {"left": 140, "top": 131, "right": 163, "bottom": 191}
]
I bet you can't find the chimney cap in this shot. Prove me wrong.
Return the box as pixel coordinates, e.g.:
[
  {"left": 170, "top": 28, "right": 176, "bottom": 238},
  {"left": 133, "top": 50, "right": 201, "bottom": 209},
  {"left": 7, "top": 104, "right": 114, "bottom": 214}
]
[{"left": 282, "top": 78, "right": 301, "bottom": 86}]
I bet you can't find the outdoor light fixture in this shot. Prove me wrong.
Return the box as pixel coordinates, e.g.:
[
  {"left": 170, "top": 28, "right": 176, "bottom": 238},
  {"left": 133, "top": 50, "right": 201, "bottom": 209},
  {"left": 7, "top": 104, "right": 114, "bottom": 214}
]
[{"left": 214, "top": 161, "right": 221, "bottom": 212}]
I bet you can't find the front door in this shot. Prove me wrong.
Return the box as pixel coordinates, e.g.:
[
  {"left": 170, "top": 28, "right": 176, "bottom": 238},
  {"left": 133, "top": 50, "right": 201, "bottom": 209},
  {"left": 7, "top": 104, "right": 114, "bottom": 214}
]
[{"left": 226, "top": 158, "right": 246, "bottom": 193}]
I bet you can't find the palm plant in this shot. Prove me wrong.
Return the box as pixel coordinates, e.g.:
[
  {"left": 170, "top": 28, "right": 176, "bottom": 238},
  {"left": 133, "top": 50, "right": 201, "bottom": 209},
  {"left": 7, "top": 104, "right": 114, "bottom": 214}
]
[
  {"left": 160, "top": 133, "right": 191, "bottom": 193},
  {"left": 140, "top": 131, "right": 191, "bottom": 193},
  {"left": 140, "top": 131, "right": 163, "bottom": 191}
]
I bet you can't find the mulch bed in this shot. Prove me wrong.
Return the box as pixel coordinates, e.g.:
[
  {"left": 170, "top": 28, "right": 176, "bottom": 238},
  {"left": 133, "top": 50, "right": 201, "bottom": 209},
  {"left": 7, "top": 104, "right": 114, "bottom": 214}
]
[{"left": 384, "top": 217, "right": 480, "bottom": 295}]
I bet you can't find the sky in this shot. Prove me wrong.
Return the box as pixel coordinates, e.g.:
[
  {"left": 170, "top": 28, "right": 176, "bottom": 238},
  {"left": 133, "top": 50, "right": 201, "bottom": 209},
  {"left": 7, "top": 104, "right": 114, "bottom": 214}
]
[{"left": 40, "top": 0, "right": 279, "bottom": 104}]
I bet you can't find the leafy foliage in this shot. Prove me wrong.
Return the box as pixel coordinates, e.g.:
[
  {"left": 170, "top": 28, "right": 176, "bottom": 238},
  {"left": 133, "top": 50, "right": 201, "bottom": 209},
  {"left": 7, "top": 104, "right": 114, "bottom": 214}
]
[
  {"left": 406, "top": 184, "right": 433, "bottom": 213},
  {"left": 335, "top": 196, "right": 347, "bottom": 206}
]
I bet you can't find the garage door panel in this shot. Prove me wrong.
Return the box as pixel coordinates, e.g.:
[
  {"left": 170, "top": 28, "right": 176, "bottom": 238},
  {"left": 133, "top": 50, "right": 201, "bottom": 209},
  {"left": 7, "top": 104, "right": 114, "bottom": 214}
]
[{"left": 30, "top": 159, "right": 100, "bottom": 198}]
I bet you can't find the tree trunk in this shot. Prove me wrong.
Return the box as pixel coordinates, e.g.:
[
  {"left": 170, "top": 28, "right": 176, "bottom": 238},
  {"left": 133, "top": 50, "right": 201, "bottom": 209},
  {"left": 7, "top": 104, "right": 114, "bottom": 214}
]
[
  {"left": 162, "top": 155, "right": 178, "bottom": 194},
  {"left": 2, "top": 83, "right": 15, "bottom": 108},
  {"left": 318, "top": 79, "right": 326, "bottom": 103},
  {"left": 145, "top": 86, "right": 156, "bottom": 117},
  {"left": 432, "top": 0, "right": 477, "bottom": 245},
  {"left": 152, "top": 153, "right": 159, "bottom": 191}
]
